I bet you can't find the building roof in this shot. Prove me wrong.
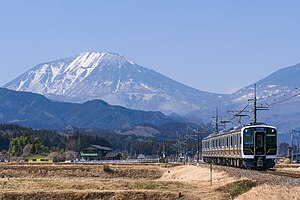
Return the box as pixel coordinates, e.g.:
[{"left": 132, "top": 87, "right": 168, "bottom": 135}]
[
  {"left": 89, "top": 145, "right": 112, "bottom": 151},
  {"left": 25, "top": 154, "right": 49, "bottom": 159},
  {"left": 104, "top": 152, "right": 121, "bottom": 158}
]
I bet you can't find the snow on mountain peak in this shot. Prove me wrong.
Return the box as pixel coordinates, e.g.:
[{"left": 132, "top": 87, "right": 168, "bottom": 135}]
[
  {"left": 4, "top": 51, "right": 227, "bottom": 115},
  {"left": 5, "top": 51, "right": 142, "bottom": 95}
]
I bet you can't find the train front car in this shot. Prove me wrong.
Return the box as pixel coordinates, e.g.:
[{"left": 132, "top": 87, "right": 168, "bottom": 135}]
[{"left": 242, "top": 125, "right": 277, "bottom": 169}]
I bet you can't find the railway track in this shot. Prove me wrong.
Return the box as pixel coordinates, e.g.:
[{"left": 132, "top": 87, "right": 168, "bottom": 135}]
[{"left": 265, "top": 169, "right": 300, "bottom": 179}]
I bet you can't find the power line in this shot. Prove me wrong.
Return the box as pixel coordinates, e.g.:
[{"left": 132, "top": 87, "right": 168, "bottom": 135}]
[
  {"left": 227, "top": 84, "right": 269, "bottom": 125},
  {"left": 268, "top": 92, "right": 300, "bottom": 106}
]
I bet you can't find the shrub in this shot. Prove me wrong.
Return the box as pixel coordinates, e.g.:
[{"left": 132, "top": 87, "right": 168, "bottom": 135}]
[{"left": 103, "top": 164, "right": 113, "bottom": 173}]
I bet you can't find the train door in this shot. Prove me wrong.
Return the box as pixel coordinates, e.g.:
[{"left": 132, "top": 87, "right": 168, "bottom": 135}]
[{"left": 254, "top": 131, "right": 266, "bottom": 155}]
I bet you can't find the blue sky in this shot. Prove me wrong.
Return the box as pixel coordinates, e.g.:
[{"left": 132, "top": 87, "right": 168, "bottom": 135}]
[{"left": 1, "top": 1, "right": 300, "bottom": 93}]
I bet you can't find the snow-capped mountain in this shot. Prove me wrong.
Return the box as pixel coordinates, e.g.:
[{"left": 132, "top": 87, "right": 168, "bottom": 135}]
[
  {"left": 4, "top": 52, "right": 230, "bottom": 115},
  {"left": 4, "top": 52, "right": 300, "bottom": 142}
]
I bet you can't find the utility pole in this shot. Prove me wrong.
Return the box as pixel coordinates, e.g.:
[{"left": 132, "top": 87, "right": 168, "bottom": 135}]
[
  {"left": 162, "top": 140, "right": 166, "bottom": 163},
  {"left": 291, "top": 130, "right": 294, "bottom": 163},
  {"left": 228, "top": 84, "right": 268, "bottom": 126},
  {"left": 216, "top": 108, "right": 219, "bottom": 133},
  {"left": 185, "top": 131, "right": 188, "bottom": 164},
  {"left": 8, "top": 141, "right": 12, "bottom": 163},
  {"left": 210, "top": 162, "right": 213, "bottom": 186},
  {"left": 291, "top": 130, "right": 300, "bottom": 163},
  {"left": 197, "top": 128, "right": 200, "bottom": 165},
  {"left": 254, "top": 84, "right": 257, "bottom": 124},
  {"left": 175, "top": 133, "right": 179, "bottom": 163},
  {"left": 253, "top": 84, "right": 269, "bottom": 125}
]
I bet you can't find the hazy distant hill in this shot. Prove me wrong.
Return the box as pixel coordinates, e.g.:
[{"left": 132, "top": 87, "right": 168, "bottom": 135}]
[
  {"left": 232, "top": 63, "right": 300, "bottom": 104},
  {"left": 0, "top": 88, "right": 180, "bottom": 130},
  {"left": 230, "top": 63, "right": 300, "bottom": 135}
]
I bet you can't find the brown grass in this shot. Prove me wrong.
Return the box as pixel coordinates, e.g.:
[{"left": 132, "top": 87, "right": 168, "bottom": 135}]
[
  {"left": 217, "top": 180, "right": 257, "bottom": 199},
  {"left": 0, "top": 163, "right": 297, "bottom": 200},
  {"left": 235, "top": 184, "right": 300, "bottom": 200},
  {"left": 0, "top": 190, "right": 178, "bottom": 200},
  {"left": 0, "top": 163, "right": 162, "bottom": 179}
]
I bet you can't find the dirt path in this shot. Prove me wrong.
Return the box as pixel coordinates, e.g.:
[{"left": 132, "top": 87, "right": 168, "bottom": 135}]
[{"left": 160, "top": 164, "right": 237, "bottom": 184}]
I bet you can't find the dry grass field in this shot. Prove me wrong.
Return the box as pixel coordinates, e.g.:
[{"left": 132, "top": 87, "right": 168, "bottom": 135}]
[{"left": 0, "top": 163, "right": 299, "bottom": 200}]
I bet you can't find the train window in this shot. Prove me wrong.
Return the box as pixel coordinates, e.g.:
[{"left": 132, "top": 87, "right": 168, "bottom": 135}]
[
  {"left": 240, "top": 135, "right": 242, "bottom": 144},
  {"left": 230, "top": 135, "right": 233, "bottom": 147},
  {"left": 222, "top": 138, "right": 224, "bottom": 147},
  {"left": 266, "top": 128, "right": 277, "bottom": 146},
  {"left": 243, "top": 128, "right": 254, "bottom": 145},
  {"left": 256, "top": 134, "right": 264, "bottom": 147}
]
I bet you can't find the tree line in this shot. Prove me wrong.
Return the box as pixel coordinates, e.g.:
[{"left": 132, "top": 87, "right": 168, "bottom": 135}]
[{"left": 0, "top": 124, "right": 173, "bottom": 160}]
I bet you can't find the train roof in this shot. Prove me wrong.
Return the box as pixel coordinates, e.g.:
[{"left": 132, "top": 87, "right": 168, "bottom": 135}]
[{"left": 203, "top": 123, "right": 276, "bottom": 140}]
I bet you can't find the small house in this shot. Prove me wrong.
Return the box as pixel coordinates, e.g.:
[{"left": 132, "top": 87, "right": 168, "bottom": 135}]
[
  {"left": 103, "top": 152, "right": 122, "bottom": 160},
  {"left": 25, "top": 154, "right": 53, "bottom": 163},
  {"left": 80, "top": 145, "right": 112, "bottom": 161}
]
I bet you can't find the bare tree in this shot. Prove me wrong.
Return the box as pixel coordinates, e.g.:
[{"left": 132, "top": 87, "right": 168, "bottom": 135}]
[
  {"left": 63, "top": 150, "right": 79, "bottom": 161},
  {"left": 47, "top": 152, "right": 63, "bottom": 162},
  {"left": 21, "top": 144, "right": 32, "bottom": 158}
]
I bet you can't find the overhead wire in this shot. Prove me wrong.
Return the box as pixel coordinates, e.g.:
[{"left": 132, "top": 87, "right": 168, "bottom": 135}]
[{"left": 267, "top": 92, "right": 300, "bottom": 106}]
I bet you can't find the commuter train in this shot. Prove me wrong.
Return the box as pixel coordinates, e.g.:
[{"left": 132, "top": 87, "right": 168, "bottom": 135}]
[{"left": 202, "top": 123, "right": 277, "bottom": 169}]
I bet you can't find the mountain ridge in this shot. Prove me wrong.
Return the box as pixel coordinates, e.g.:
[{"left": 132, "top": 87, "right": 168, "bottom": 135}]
[
  {"left": 4, "top": 52, "right": 229, "bottom": 115},
  {"left": 0, "top": 87, "right": 182, "bottom": 130}
]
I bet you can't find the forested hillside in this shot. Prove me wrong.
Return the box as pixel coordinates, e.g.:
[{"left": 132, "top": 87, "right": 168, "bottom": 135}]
[{"left": 0, "top": 124, "right": 182, "bottom": 160}]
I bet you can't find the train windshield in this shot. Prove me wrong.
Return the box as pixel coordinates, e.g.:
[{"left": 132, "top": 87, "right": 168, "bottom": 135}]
[
  {"left": 243, "top": 128, "right": 254, "bottom": 145},
  {"left": 243, "top": 127, "right": 277, "bottom": 146}
]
